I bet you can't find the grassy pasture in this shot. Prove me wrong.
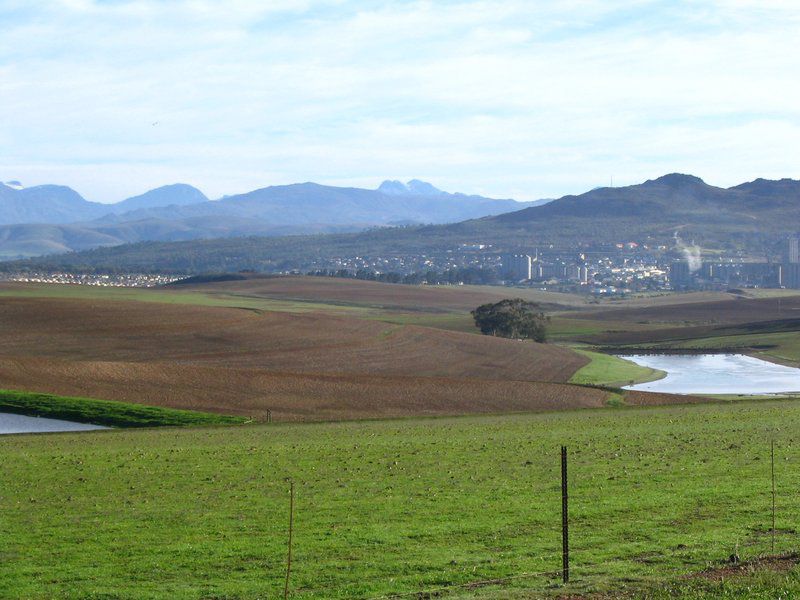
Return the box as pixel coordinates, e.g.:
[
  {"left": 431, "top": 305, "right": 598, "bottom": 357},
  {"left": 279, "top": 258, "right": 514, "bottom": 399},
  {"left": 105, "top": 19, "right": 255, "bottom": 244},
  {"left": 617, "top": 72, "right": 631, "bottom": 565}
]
[
  {"left": 568, "top": 350, "right": 666, "bottom": 388},
  {"left": 0, "top": 389, "right": 245, "bottom": 428},
  {"left": 0, "top": 282, "right": 374, "bottom": 316},
  {"left": 3, "top": 400, "right": 800, "bottom": 599}
]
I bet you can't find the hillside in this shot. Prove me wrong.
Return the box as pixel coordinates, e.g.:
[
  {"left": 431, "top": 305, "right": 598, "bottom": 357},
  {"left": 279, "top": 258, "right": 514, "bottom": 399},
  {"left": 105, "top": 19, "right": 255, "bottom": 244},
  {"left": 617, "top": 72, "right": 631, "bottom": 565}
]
[
  {"left": 6, "top": 173, "right": 799, "bottom": 273},
  {"left": 0, "top": 292, "right": 595, "bottom": 420},
  {"left": 0, "top": 183, "right": 109, "bottom": 224},
  {"left": 0, "top": 179, "right": 537, "bottom": 258}
]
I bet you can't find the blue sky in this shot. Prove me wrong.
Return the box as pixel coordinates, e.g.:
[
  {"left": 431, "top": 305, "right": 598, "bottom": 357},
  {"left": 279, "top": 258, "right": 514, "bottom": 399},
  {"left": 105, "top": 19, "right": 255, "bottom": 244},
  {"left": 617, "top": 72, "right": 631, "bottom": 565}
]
[{"left": 1, "top": 0, "right": 799, "bottom": 202}]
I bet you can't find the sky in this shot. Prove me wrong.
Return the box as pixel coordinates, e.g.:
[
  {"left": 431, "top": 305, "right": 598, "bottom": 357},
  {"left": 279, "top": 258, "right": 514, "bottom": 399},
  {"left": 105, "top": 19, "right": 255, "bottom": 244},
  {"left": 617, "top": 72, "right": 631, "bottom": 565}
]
[{"left": 1, "top": 0, "right": 799, "bottom": 203}]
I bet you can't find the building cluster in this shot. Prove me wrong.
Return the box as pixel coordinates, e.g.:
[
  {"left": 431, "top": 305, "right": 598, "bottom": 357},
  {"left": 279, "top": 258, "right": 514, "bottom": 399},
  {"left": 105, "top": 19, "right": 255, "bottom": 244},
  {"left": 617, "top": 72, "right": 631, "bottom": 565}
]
[
  {"left": 669, "top": 235, "right": 800, "bottom": 290},
  {"left": 0, "top": 272, "right": 182, "bottom": 287},
  {"left": 292, "top": 240, "right": 676, "bottom": 295},
  {"left": 499, "top": 252, "right": 669, "bottom": 295},
  {"left": 307, "top": 249, "right": 501, "bottom": 277},
  {"left": 501, "top": 253, "right": 589, "bottom": 284},
  {"left": 9, "top": 236, "right": 800, "bottom": 296}
]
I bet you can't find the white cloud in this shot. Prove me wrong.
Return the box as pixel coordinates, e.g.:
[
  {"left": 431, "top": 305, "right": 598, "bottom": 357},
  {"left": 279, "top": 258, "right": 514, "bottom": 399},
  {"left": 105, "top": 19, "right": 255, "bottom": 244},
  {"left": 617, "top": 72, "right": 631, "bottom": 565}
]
[{"left": 1, "top": 0, "right": 798, "bottom": 201}]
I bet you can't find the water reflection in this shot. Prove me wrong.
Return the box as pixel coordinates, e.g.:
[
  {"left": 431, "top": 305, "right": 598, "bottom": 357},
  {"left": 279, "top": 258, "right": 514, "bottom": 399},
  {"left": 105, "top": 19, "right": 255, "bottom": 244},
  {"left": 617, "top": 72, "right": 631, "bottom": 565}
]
[
  {"left": 0, "top": 412, "right": 108, "bottom": 434},
  {"left": 622, "top": 353, "right": 800, "bottom": 395}
]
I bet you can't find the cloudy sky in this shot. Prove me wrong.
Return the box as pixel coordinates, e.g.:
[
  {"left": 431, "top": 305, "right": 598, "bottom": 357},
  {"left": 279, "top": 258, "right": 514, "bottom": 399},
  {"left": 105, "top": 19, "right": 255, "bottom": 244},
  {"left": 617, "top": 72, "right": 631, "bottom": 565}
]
[{"left": 1, "top": 0, "right": 799, "bottom": 202}]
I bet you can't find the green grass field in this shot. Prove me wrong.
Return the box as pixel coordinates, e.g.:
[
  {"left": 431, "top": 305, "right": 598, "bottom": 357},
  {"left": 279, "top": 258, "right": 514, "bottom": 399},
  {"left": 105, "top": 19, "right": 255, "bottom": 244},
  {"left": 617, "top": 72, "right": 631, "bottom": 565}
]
[
  {"left": 568, "top": 349, "right": 666, "bottom": 388},
  {"left": 0, "top": 284, "right": 374, "bottom": 315},
  {"left": 3, "top": 400, "right": 800, "bottom": 599},
  {"left": 0, "top": 389, "right": 247, "bottom": 428}
]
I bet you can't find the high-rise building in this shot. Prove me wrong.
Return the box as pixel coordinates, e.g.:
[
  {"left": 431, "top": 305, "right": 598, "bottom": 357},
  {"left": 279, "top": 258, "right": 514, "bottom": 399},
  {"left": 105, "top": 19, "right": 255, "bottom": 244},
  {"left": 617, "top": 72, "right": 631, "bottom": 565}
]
[
  {"left": 669, "top": 261, "right": 692, "bottom": 288},
  {"left": 502, "top": 254, "right": 532, "bottom": 280},
  {"left": 784, "top": 264, "right": 800, "bottom": 289},
  {"left": 787, "top": 235, "right": 800, "bottom": 264}
]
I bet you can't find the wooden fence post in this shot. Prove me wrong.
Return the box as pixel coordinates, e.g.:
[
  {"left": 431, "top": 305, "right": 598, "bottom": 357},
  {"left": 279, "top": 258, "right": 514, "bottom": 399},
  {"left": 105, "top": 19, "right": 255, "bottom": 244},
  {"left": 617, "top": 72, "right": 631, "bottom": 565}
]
[
  {"left": 561, "top": 445, "right": 569, "bottom": 584},
  {"left": 284, "top": 481, "right": 294, "bottom": 599},
  {"left": 771, "top": 439, "right": 776, "bottom": 553}
]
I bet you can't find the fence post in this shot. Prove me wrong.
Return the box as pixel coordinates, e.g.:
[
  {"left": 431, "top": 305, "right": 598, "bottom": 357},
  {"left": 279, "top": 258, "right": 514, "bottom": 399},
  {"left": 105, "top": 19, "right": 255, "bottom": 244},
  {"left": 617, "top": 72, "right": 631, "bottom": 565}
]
[
  {"left": 284, "top": 481, "right": 294, "bottom": 600},
  {"left": 561, "top": 445, "right": 569, "bottom": 584},
  {"left": 771, "top": 439, "right": 776, "bottom": 553}
]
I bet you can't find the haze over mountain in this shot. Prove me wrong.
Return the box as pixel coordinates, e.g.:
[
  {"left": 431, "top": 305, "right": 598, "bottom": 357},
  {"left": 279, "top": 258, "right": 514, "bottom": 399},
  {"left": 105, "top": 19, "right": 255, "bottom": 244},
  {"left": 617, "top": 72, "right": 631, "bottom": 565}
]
[
  {"left": 0, "top": 183, "right": 108, "bottom": 225},
  {"left": 110, "top": 184, "right": 209, "bottom": 213},
  {"left": 6, "top": 173, "right": 800, "bottom": 274},
  {"left": 0, "top": 182, "right": 208, "bottom": 225},
  {"left": 0, "top": 179, "right": 540, "bottom": 258}
]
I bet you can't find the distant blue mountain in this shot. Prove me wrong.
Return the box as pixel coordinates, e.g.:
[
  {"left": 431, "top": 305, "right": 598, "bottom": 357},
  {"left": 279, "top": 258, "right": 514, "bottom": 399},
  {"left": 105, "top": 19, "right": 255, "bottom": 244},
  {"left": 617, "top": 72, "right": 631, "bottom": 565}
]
[
  {"left": 378, "top": 179, "right": 445, "bottom": 196},
  {"left": 0, "top": 178, "right": 542, "bottom": 258},
  {"left": 0, "top": 182, "right": 208, "bottom": 225},
  {"left": 112, "top": 184, "right": 208, "bottom": 212}
]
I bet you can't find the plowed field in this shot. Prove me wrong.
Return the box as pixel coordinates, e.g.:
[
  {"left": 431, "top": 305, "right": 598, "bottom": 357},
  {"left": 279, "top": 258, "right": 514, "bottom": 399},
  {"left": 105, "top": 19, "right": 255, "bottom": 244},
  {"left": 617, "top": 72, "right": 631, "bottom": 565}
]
[{"left": 0, "top": 296, "right": 605, "bottom": 420}]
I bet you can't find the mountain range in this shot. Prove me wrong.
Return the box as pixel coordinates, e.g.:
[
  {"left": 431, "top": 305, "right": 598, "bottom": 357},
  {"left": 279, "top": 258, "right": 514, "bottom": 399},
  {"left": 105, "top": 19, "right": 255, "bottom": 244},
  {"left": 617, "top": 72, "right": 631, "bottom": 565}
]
[
  {"left": 5, "top": 173, "right": 800, "bottom": 274},
  {"left": 0, "top": 179, "right": 542, "bottom": 258}
]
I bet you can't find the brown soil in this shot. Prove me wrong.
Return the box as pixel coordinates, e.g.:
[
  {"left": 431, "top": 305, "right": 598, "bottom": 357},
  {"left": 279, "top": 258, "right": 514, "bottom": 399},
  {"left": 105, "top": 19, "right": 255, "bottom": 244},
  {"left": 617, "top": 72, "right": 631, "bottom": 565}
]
[
  {"left": 690, "top": 552, "right": 799, "bottom": 581},
  {"left": 622, "top": 390, "right": 711, "bottom": 406},
  {"left": 0, "top": 296, "right": 605, "bottom": 420},
  {"left": 574, "top": 295, "right": 800, "bottom": 327},
  {"left": 0, "top": 356, "right": 616, "bottom": 421},
  {"left": 0, "top": 297, "right": 584, "bottom": 380},
  {"left": 0, "top": 295, "right": 707, "bottom": 421},
  {"left": 171, "top": 275, "right": 585, "bottom": 311}
]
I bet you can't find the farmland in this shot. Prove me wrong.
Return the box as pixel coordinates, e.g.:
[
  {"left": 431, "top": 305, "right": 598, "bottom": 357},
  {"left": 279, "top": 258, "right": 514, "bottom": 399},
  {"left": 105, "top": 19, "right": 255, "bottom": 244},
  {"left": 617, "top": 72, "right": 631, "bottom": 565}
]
[
  {"left": 551, "top": 289, "right": 800, "bottom": 367},
  {"left": 3, "top": 400, "right": 800, "bottom": 598},
  {"left": 3, "top": 277, "right": 800, "bottom": 598},
  {"left": 0, "top": 293, "right": 604, "bottom": 421},
  {"left": 3, "top": 276, "right": 800, "bottom": 423},
  {"left": 2, "top": 278, "right": 723, "bottom": 422}
]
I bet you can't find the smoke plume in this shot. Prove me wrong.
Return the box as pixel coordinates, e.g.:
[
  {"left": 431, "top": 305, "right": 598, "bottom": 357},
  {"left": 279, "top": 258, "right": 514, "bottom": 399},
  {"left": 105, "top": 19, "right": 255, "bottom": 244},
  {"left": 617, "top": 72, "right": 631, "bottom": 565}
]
[{"left": 673, "top": 231, "right": 702, "bottom": 273}]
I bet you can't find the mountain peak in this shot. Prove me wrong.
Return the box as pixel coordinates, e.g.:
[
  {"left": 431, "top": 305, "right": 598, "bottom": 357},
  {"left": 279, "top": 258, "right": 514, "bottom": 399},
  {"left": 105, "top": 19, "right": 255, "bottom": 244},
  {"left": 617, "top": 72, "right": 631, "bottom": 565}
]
[
  {"left": 378, "top": 179, "right": 444, "bottom": 196},
  {"left": 406, "top": 179, "right": 443, "bottom": 196},
  {"left": 115, "top": 183, "right": 208, "bottom": 212},
  {"left": 646, "top": 173, "right": 707, "bottom": 187}
]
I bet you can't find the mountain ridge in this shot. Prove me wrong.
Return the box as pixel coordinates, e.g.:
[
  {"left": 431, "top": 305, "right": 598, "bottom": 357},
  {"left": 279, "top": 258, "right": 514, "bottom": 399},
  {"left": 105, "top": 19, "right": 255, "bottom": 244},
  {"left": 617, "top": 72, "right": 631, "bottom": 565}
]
[
  {"left": 0, "top": 179, "right": 539, "bottom": 258},
  {"left": 5, "top": 173, "right": 800, "bottom": 272}
]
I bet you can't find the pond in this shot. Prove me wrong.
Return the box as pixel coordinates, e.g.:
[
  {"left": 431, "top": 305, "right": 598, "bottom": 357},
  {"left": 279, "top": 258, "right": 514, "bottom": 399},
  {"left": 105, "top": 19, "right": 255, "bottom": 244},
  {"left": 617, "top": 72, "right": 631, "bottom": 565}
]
[
  {"left": 0, "top": 412, "right": 109, "bottom": 435},
  {"left": 621, "top": 353, "right": 800, "bottom": 395}
]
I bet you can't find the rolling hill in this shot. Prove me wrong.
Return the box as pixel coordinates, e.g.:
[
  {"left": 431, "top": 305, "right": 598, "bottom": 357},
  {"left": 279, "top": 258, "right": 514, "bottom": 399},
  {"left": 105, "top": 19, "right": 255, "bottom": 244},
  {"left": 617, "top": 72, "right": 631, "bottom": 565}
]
[
  {"left": 0, "top": 290, "right": 596, "bottom": 420},
  {"left": 6, "top": 173, "right": 798, "bottom": 273}
]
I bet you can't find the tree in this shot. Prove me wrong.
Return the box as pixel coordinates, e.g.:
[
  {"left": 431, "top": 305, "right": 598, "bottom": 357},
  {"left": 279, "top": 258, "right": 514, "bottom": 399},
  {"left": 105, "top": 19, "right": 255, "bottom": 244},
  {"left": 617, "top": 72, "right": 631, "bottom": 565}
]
[{"left": 471, "top": 298, "right": 548, "bottom": 342}]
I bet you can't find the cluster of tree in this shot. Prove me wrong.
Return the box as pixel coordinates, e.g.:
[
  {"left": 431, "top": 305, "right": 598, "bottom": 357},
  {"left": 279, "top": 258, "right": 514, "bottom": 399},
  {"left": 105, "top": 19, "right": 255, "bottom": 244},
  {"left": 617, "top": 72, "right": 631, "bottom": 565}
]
[
  {"left": 305, "top": 266, "right": 501, "bottom": 285},
  {"left": 471, "top": 298, "right": 549, "bottom": 342}
]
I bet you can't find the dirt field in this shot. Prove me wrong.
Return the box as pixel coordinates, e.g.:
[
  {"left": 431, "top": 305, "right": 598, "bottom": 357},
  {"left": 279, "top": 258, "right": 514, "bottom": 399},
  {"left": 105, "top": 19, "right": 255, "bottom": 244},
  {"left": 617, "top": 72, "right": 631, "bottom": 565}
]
[
  {"left": 0, "top": 296, "right": 608, "bottom": 420},
  {"left": 170, "top": 275, "right": 587, "bottom": 311},
  {"left": 0, "top": 297, "right": 584, "bottom": 378},
  {"left": 0, "top": 280, "right": 722, "bottom": 421},
  {"left": 573, "top": 294, "right": 800, "bottom": 326},
  {"left": 0, "top": 356, "right": 619, "bottom": 420}
]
